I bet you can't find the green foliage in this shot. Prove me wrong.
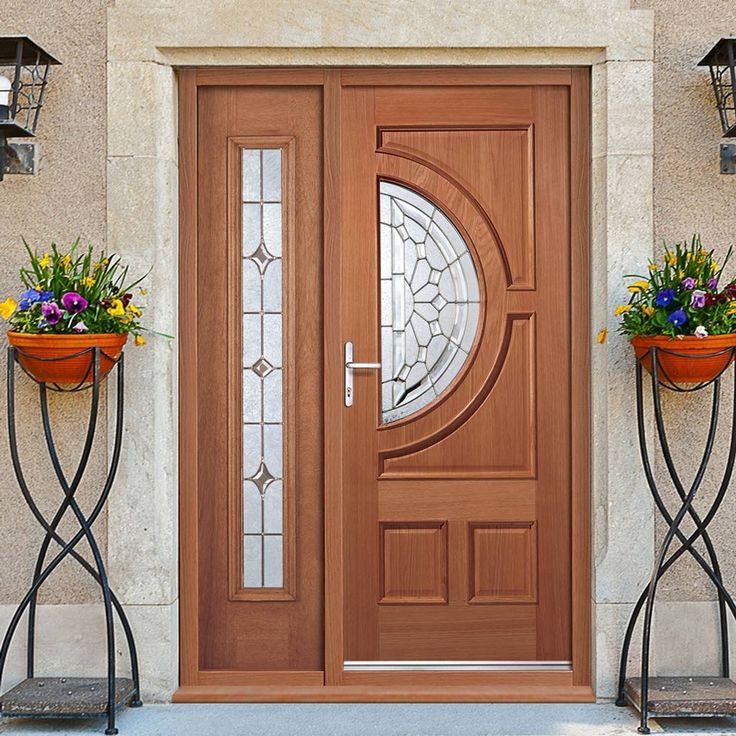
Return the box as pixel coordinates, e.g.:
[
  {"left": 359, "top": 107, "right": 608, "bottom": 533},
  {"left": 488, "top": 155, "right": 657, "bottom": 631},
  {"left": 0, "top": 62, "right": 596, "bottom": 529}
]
[{"left": 617, "top": 235, "right": 736, "bottom": 338}]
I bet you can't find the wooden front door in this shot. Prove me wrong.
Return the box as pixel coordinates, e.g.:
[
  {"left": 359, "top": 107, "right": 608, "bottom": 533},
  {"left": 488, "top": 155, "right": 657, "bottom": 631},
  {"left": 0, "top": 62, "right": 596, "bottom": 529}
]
[{"left": 179, "top": 67, "right": 591, "bottom": 700}]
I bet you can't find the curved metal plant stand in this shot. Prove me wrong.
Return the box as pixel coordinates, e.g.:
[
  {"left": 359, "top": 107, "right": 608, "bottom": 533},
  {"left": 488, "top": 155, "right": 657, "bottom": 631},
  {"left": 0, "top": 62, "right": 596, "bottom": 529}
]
[
  {"left": 0, "top": 346, "right": 142, "bottom": 735},
  {"left": 616, "top": 345, "right": 736, "bottom": 734}
]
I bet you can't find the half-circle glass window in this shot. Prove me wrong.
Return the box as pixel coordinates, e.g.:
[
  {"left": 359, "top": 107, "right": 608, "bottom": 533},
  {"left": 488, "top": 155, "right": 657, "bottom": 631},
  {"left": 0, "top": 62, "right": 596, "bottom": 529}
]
[{"left": 380, "top": 181, "right": 480, "bottom": 424}]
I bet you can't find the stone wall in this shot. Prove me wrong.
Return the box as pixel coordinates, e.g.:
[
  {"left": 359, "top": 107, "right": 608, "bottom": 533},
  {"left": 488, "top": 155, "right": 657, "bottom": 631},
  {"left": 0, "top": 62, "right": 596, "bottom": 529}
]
[{"left": 0, "top": 4, "right": 108, "bottom": 604}]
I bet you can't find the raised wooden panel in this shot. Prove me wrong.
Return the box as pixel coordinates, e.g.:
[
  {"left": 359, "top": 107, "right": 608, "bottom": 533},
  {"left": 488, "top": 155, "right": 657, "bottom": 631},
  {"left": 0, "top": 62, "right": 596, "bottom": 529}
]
[
  {"left": 378, "top": 604, "right": 536, "bottom": 660},
  {"left": 381, "top": 315, "right": 536, "bottom": 478},
  {"left": 469, "top": 522, "right": 538, "bottom": 604},
  {"left": 380, "top": 128, "right": 535, "bottom": 289},
  {"left": 380, "top": 522, "right": 448, "bottom": 604}
]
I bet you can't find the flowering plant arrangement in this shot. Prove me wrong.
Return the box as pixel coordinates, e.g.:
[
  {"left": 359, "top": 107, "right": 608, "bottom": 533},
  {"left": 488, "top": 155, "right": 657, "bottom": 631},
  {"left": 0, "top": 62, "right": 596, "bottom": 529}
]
[
  {"left": 616, "top": 235, "right": 736, "bottom": 340},
  {"left": 0, "top": 240, "right": 151, "bottom": 346}
]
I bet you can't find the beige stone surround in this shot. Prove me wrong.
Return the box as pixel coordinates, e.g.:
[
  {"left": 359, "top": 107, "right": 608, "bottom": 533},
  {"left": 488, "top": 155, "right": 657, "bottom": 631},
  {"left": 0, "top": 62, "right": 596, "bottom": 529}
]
[{"left": 99, "top": 0, "right": 657, "bottom": 700}]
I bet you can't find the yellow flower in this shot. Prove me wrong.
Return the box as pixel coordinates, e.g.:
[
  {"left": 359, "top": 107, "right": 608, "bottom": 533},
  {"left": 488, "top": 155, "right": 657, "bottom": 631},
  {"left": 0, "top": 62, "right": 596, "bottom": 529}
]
[
  {"left": 81, "top": 276, "right": 95, "bottom": 288},
  {"left": 106, "top": 298, "right": 125, "bottom": 317},
  {"left": 127, "top": 303, "right": 142, "bottom": 317},
  {"left": 134, "top": 335, "right": 146, "bottom": 347},
  {"left": 728, "top": 301, "right": 736, "bottom": 315},
  {"left": 39, "top": 253, "right": 51, "bottom": 268},
  {"left": 0, "top": 298, "right": 17, "bottom": 320},
  {"left": 648, "top": 263, "right": 659, "bottom": 272},
  {"left": 643, "top": 305, "right": 655, "bottom": 317},
  {"left": 627, "top": 280, "right": 649, "bottom": 293},
  {"left": 138, "top": 287, "right": 148, "bottom": 297},
  {"left": 597, "top": 328, "right": 608, "bottom": 344},
  {"left": 685, "top": 252, "right": 692, "bottom": 261},
  {"left": 614, "top": 304, "right": 632, "bottom": 316},
  {"left": 665, "top": 252, "right": 676, "bottom": 267},
  {"left": 712, "top": 262, "right": 719, "bottom": 272},
  {"left": 677, "top": 268, "right": 684, "bottom": 278},
  {"left": 60, "top": 254, "right": 72, "bottom": 269}
]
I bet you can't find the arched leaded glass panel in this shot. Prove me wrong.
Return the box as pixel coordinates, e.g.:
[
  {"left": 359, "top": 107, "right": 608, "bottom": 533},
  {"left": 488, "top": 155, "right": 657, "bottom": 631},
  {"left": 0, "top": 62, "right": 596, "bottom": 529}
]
[{"left": 380, "top": 181, "right": 481, "bottom": 424}]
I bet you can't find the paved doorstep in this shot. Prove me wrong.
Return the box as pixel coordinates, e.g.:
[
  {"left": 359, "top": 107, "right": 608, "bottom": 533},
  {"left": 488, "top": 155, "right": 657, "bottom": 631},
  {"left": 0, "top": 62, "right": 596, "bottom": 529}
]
[{"left": 0, "top": 704, "right": 736, "bottom": 736}]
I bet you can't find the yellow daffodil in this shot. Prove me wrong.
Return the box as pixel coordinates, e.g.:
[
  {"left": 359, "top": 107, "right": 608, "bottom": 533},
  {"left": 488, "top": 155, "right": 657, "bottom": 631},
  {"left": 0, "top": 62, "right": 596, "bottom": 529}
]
[
  {"left": 627, "top": 280, "right": 649, "bottom": 293},
  {"left": 665, "top": 252, "right": 676, "bottom": 266},
  {"left": 728, "top": 301, "right": 736, "bottom": 315},
  {"left": 648, "top": 263, "right": 659, "bottom": 272},
  {"left": 0, "top": 298, "right": 17, "bottom": 320},
  {"left": 643, "top": 305, "right": 655, "bottom": 317},
  {"left": 614, "top": 304, "right": 632, "bottom": 316},
  {"left": 677, "top": 268, "right": 684, "bottom": 278},
  {"left": 81, "top": 276, "right": 95, "bottom": 288},
  {"left": 134, "top": 335, "right": 146, "bottom": 347},
  {"left": 712, "top": 262, "right": 719, "bottom": 272},
  {"left": 597, "top": 328, "right": 608, "bottom": 344},
  {"left": 60, "top": 254, "right": 72, "bottom": 269},
  {"left": 106, "top": 298, "right": 125, "bottom": 317},
  {"left": 685, "top": 252, "right": 692, "bottom": 261},
  {"left": 127, "top": 303, "right": 142, "bottom": 317},
  {"left": 39, "top": 253, "right": 51, "bottom": 268}
]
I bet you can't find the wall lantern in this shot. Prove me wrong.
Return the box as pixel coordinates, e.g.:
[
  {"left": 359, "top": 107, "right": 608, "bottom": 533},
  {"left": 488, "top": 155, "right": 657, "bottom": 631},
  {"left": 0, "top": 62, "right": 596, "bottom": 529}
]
[
  {"left": 0, "top": 36, "right": 60, "bottom": 181},
  {"left": 698, "top": 37, "right": 736, "bottom": 174}
]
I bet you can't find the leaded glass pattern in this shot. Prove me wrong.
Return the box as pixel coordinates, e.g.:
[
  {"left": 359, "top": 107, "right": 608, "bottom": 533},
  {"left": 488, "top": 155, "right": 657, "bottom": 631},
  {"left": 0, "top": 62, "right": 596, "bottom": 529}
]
[
  {"left": 380, "top": 181, "right": 481, "bottom": 424},
  {"left": 242, "top": 148, "right": 284, "bottom": 588}
]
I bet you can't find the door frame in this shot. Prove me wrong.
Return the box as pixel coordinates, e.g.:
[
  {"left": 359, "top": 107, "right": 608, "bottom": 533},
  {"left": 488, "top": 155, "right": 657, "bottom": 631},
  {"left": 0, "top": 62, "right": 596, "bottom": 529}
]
[{"left": 177, "top": 66, "right": 591, "bottom": 702}]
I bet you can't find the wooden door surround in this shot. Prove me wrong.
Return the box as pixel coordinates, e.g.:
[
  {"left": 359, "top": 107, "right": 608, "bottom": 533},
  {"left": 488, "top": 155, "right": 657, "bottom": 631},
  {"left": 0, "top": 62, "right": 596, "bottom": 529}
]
[{"left": 177, "top": 67, "right": 592, "bottom": 702}]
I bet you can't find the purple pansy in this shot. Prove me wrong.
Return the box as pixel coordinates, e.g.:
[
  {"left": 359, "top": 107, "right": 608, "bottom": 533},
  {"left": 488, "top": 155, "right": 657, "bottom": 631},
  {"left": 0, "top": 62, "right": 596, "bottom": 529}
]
[
  {"left": 40, "top": 301, "right": 63, "bottom": 326},
  {"left": 681, "top": 276, "right": 696, "bottom": 290},
  {"left": 61, "top": 292, "right": 88, "bottom": 314},
  {"left": 668, "top": 308, "right": 687, "bottom": 327},
  {"left": 708, "top": 277, "right": 719, "bottom": 290},
  {"left": 655, "top": 288, "right": 676, "bottom": 307},
  {"left": 691, "top": 290, "right": 707, "bottom": 309}
]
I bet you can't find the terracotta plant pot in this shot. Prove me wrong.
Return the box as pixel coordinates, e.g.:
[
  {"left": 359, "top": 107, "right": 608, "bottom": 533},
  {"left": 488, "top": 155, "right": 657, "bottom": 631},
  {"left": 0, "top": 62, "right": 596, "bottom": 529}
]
[
  {"left": 7, "top": 332, "right": 128, "bottom": 385},
  {"left": 631, "top": 334, "right": 736, "bottom": 385}
]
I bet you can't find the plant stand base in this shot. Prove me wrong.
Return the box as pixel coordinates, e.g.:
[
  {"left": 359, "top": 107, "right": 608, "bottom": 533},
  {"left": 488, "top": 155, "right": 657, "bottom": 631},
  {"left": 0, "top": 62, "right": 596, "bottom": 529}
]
[
  {"left": 623, "top": 676, "right": 736, "bottom": 719},
  {"left": 0, "top": 677, "right": 137, "bottom": 720}
]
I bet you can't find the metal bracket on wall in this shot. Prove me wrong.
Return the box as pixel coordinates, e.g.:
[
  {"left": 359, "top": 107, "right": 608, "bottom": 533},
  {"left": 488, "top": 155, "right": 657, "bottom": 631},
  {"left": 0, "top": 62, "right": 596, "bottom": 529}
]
[
  {"left": 720, "top": 143, "right": 736, "bottom": 175},
  {"left": 0, "top": 142, "right": 40, "bottom": 178}
]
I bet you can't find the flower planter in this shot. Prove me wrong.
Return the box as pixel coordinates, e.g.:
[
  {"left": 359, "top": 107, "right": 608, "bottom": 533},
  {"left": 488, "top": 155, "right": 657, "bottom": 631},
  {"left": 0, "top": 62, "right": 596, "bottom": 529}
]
[
  {"left": 631, "top": 333, "right": 736, "bottom": 384},
  {"left": 7, "top": 332, "right": 127, "bottom": 385}
]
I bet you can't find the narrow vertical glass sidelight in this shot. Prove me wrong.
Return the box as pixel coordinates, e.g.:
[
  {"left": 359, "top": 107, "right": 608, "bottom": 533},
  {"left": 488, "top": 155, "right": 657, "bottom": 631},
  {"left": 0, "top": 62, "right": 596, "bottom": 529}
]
[{"left": 241, "top": 148, "right": 284, "bottom": 589}]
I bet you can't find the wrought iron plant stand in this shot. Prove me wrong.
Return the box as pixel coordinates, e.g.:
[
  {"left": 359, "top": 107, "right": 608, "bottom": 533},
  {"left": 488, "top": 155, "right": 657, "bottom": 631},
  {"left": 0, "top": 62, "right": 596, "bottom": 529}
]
[
  {"left": 0, "top": 346, "right": 142, "bottom": 735},
  {"left": 616, "top": 345, "right": 736, "bottom": 733}
]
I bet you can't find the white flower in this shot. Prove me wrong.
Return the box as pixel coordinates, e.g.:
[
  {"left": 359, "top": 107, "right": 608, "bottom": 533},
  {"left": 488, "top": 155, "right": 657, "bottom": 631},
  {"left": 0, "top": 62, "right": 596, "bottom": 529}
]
[
  {"left": 72, "top": 320, "right": 88, "bottom": 333},
  {"left": 694, "top": 325, "right": 708, "bottom": 339}
]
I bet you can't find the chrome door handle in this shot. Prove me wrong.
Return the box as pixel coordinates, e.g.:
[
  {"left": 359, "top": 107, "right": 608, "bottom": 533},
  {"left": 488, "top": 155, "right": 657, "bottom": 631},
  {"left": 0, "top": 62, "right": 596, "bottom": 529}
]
[{"left": 344, "top": 341, "right": 381, "bottom": 407}]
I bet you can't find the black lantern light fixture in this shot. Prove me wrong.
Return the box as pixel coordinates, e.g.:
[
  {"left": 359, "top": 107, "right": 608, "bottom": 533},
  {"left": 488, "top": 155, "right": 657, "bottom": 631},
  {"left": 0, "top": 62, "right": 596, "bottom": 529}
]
[
  {"left": 0, "top": 36, "right": 60, "bottom": 181},
  {"left": 698, "top": 37, "right": 736, "bottom": 174}
]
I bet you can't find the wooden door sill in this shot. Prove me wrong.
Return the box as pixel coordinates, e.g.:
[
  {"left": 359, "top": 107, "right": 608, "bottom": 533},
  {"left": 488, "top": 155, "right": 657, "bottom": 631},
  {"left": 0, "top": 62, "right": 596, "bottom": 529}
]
[{"left": 174, "top": 684, "right": 595, "bottom": 703}]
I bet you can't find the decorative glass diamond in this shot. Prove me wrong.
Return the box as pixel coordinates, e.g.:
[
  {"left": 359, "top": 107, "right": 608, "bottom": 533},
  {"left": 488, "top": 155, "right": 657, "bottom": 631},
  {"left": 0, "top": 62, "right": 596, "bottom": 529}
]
[
  {"left": 248, "top": 238, "right": 275, "bottom": 275},
  {"left": 251, "top": 356, "right": 274, "bottom": 378},
  {"left": 431, "top": 294, "right": 448, "bottom": 311},
  {"left": 249, "top": 460, "right": 276, "bottom": 495}
]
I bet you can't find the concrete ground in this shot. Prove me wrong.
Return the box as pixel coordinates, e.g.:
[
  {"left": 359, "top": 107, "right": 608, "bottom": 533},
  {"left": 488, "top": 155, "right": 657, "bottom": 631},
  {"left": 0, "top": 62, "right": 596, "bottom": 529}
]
[{"left": 0, "top": 703, "right": 735, "bottom": 736}]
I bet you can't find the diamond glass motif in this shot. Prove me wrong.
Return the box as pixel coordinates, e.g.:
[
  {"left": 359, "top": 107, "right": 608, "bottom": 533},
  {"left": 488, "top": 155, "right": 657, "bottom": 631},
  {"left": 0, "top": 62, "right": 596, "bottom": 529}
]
[
  {"left": 242, "top": 148, "right": 285, "bottom": 589},
  {"left": 379, "top": 181, "right": 481, "bottom": 424}
]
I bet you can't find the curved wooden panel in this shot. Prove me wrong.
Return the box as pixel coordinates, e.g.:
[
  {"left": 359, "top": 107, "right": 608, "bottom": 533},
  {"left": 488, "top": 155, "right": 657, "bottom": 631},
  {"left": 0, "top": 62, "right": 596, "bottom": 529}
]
[
  {"left": 375, "top": 153, "right": 509, "bottom": 460},
  {"left": 379, "top": 127, "right": 535, "bottom": 290},
  {"left": 381, "top": 315, "right": 536, "bottom": 478}
]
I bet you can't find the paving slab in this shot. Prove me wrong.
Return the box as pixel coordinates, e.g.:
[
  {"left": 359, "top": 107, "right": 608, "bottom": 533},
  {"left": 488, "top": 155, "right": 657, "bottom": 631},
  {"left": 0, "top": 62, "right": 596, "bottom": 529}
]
[{"left": 0, "top": 702, "right": 735, "bottom": 736}]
